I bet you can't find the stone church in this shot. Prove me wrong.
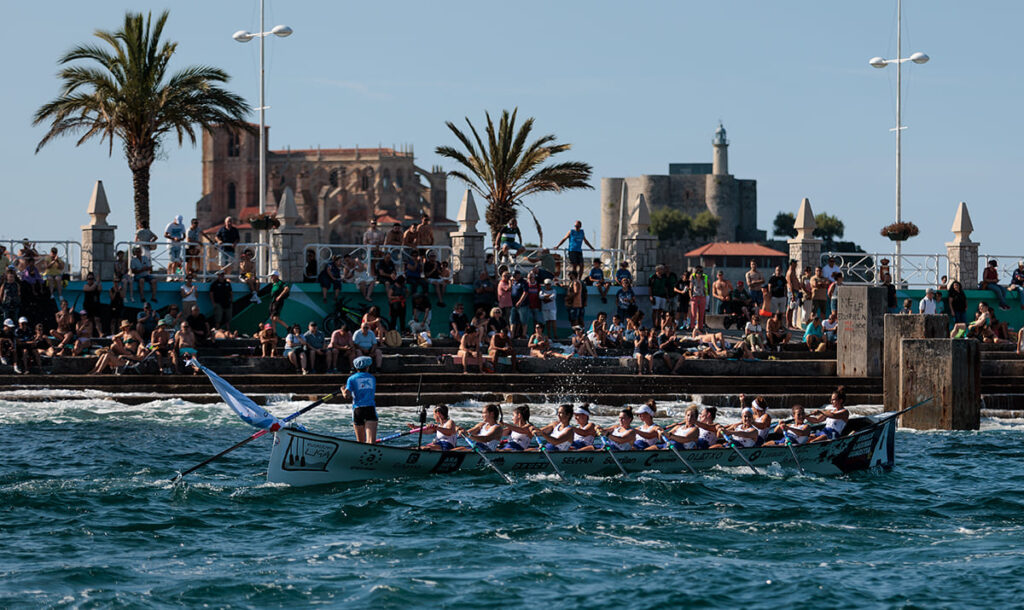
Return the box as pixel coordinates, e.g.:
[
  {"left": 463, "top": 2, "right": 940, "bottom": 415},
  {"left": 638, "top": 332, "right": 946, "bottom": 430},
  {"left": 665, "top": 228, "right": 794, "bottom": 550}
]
[
  {"left": 196, "top": 125, "right": 450, "bottom": 243},
  {"left": 600, "top": 124, "right": 765, "bottom": 256}
]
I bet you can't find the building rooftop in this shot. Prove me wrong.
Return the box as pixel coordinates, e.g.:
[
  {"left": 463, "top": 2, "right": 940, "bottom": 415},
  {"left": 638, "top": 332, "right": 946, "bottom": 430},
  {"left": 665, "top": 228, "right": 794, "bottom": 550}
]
[{"left": 684, "top": 242, "right": 787, "bottom": 257}]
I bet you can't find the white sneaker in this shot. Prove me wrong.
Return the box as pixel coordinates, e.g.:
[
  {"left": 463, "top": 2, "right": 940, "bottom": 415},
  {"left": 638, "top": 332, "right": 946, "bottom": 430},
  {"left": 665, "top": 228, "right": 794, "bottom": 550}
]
[{"left": 13, "top": 365, "right": 23, "bottom": 374}]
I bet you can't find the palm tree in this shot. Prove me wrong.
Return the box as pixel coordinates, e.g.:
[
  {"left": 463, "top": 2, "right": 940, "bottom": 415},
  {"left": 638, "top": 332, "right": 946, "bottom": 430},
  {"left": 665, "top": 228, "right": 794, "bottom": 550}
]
[
  {"left": 435, "top": 109, "right": 593, "bottom": 245},
  {"left": 34, "top": 11, "right": 251, "bottom": 230}
]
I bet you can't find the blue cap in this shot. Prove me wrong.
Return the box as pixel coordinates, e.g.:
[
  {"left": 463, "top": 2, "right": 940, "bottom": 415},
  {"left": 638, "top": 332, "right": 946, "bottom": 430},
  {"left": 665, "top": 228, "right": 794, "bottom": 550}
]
[{"left": 353, "top": 356, "right": 372, "bottom": 370}]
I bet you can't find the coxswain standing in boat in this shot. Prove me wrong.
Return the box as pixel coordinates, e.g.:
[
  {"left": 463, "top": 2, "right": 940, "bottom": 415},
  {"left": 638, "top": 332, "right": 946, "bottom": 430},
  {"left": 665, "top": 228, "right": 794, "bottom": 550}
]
[
  {"left": 711, "top": 407, "right": 759, "bottom": 449},
  {"left": 531, "top": 404, "right": 575, "bottom": 451},
  {"left": 570, "top": 404, "right": 599, "bottom": 450},
  {"left": 808, "top": 386, "right": 850, "bottom": 442},
  {"left": 413, "top": 404, "right": 458, "bottom": 451},
  {"left": 599, "top": 407, "right": 637, "bottom": 451},
  {"left": 633, "top": 401, "right": 664, "bottom": 450},
  {"left": 454, "top": 404, "right": 504, "bottom": 451},
  {"left": 764, "top": 405, "right": 811, "bottom": 447},
  {"left": 342, "top": 356, "right": 378, "bottom": 444},
  {"left": 502, "top": 405, "right": 535, "bottom": 451}
]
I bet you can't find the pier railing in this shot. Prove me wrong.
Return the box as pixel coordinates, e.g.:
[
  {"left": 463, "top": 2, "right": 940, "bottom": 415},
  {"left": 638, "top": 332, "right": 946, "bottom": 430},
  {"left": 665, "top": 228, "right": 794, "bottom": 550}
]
[
  {"left": 114, "top": 240, "right": 271, "bottom": 281},
  {"left": 3, "top": 240, "right": 82, "bottom": 280},
  {"left": 304, "top": 244, "right": 454, "bottom": 280},
  {"left": 822, "top": 251, "right": 947, "bottom": 288},
  {"left": 486, "top": 246, "right": 625, "bottom": 282}
]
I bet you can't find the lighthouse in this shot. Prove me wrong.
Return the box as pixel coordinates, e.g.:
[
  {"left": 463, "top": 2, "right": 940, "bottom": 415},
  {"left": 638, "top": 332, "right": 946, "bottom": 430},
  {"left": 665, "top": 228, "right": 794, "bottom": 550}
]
[{"left": 712, "top": 122, "right": 728, "bottom": 176}]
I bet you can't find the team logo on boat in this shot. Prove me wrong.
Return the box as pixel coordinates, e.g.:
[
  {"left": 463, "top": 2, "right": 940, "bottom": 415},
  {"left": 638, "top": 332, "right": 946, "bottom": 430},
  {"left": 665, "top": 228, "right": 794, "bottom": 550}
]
[
  {"left": 281, "top": 434, "right": 338, "bottom": 472},
  {"left": 358, "top": 447, "right": 384, "bottom": 468}
]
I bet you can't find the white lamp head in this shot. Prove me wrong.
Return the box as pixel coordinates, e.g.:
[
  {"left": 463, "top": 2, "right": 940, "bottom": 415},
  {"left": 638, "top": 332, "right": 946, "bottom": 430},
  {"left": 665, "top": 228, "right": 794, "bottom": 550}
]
[
  {"left": 869, "top": 57, "right": 888, "bottom": 69},
  {"left": 271, "top": 25, "right": 293, "bottom": 37},
  {"left": 909, "top": 52, "right": 930, "bottom": 64},
  {"left": 232, "top": 30, "right": 254, "bottom": 42}
]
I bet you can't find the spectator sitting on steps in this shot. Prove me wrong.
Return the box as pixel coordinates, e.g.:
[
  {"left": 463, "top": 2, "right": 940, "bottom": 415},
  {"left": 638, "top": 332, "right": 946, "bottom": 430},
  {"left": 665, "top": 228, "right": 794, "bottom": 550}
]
[{"left": 352, "top": 321, "right": 383, "bottom": 369}]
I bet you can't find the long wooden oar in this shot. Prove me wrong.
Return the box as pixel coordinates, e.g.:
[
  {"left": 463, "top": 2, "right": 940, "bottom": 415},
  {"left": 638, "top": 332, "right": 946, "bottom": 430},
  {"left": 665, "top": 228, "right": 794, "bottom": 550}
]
[
  {"left": 719, "top": 430, "right": 760, "bottom": 475},
  {"left": 599, "top": 435, "right": 628, "bottom": 476},
  {"left": 784, "top": 437, "right": 806, "bottom": 475},
  {"left": 377, "top": 427, "right": 424, "bottom": 444},
  {"left": 170, "top": 392, "right": 336, "bottom": 482},
  {"left": 535, "top": 435, "right": 567, "bottom": 481},
  {"left": 659, "top": 432, "right": 697, "bottom": 474},
  {"left": 459, "top": 431, "right": 512, "bottom": 485}
]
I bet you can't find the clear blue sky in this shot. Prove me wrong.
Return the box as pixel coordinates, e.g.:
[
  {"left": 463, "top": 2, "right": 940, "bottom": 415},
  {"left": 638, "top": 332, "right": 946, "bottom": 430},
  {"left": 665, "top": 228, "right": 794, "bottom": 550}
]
[{"left": 3, "top": 1, "right": 1022, "bottom": 261}]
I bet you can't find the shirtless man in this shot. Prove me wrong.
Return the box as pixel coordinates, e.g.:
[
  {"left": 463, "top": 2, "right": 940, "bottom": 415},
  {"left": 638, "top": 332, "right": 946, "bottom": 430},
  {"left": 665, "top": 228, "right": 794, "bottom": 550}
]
[
  {"left": 150, "top": 319, "right": 172, "bottom": 374},
  {"left": 53, "top": 300, "right": 76, "bottom": 352},
  {"left": 172, "top": 321, "right": 198, "bottom": 374},
  {"left": 488, "top": 327, "right": 519, "bottom": 372},
  {"left": 712, "top": 271, "right": 732, "bottom": 315}
]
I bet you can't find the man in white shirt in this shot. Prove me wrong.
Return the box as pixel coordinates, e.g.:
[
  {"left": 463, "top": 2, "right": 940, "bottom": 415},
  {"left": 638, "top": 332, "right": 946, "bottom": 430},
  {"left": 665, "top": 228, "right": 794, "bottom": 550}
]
[
  {"left": 822, "top": 256, "right": 842, "bottom": 284},
  {"left": 919, "top": 288, "right": 938, "bottom": 315},
  {"left": 352, "top": 322, "right": 383, "bottom": 368}
]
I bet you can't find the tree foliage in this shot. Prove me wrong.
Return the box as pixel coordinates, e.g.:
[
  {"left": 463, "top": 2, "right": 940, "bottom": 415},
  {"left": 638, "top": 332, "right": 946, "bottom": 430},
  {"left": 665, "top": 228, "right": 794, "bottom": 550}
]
[
  {"left": 33, "top": 11, "right": 251, "bottom": 229},
  {"left": 813, "top": 213, "right": 845, "bottom": 246},
  {"left": 650, "top": 208, "right": 719, "bottom": 242},
  {"left": 435, "top": 108, "right": 593, "bottom": 244},
  {"left": 773, "top": 212, "right": 797, "bottom": 238}
]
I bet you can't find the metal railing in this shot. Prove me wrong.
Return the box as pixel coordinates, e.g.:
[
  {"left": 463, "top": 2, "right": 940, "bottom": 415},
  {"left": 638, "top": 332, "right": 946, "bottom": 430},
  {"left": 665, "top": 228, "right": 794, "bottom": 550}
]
[
  {"left": 304, "top": 244, "right": 453, "bottom": 281},
  {"left": 485, "top": 246, "right": 625, "bottom": 282},
  {"left": 2, "top": 240, "right": 82, "bottom": 280},
  {"left": 822, "top": 251, "right": 946, "bottom": 289},
  {"left": 979, "top": 255, "right": 1024, "bottom": 289},
  {"left": 114, "top": 240, "right": 271, "bottom": 281}
]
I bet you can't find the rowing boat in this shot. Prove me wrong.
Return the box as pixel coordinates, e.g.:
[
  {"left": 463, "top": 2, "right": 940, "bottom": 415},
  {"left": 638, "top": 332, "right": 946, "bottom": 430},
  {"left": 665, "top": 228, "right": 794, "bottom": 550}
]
[{"left": 267, "top": 411, "right": 898, "bottom": 486}]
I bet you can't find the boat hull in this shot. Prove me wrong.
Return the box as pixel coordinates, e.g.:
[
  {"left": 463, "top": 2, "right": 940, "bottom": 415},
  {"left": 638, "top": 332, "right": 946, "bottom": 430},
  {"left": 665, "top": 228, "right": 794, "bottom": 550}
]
[{"left": 267, "top": 414, "right": 897, "bottom": 486}]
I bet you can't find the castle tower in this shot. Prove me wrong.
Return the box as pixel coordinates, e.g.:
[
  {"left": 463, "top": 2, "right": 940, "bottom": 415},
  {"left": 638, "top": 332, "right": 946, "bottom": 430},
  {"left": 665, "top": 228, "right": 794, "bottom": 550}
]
[
  {"left": 706, "top": 123, "right": 737, "bottom": 240},
  {"left": 712, "top": 123, "right": 728, "bottom": 176}
]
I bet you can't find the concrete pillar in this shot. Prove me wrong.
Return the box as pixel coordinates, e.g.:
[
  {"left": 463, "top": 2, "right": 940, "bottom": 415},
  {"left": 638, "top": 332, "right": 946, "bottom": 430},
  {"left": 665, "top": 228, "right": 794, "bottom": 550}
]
[
  {"left": 80, "top": 180, "right": 117, "bottom": 281},
  {"left": 450, "top": 190, "right": 486, "bottom": 284},
  {"left": 946, "top": 201, "right": 978, "bottom": 288},
  {"left": 899, "top": 338, "right": 980, "bottom": 430},
  {"left": 836, "top": 285, "right": 888, "bottom": 377},
  {"left": 270, "top": 187, "right": 305, "bottom": 282},
  {"left": 787, "top": 198, "right": 822, "bottom": 274},
  {"left": 883, "top": 314, "right": 950, "bottom": 412}
]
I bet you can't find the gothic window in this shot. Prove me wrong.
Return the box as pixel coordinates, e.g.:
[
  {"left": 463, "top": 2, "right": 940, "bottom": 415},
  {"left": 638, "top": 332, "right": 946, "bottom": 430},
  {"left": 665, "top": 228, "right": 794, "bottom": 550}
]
[
  {"left": 395, "top": 169, "right": 404, "bottom": 187},
  {"left": 227, "top": 182, "right": 237, "bottom": 209},
  {"left": 361, "top": 172, "right": 370, "bottom": 191},
  {"left": 381, "top": 169, "right": 391, "bottom": 188},
  {"left": 329, "top": 168, "right": 345, "bottom": 188},
  {"left": 227, "top": 132, "right": 241, "bottom": 157}
]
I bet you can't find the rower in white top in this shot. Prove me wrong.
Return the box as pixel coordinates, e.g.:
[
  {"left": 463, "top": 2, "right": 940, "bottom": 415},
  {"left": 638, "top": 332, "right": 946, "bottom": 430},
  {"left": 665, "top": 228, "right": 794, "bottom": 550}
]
[
  {"left": 502, "top": 405, "right": 535, "bottom": 451},
  {"left": 454, "top": 404, "right": 504, "bottom": 451},
  {"left": 632, "top": 401, "right": 664, "bottom": 450},
  {"left": 808, "top": 386, "right": 850, "bottom": 442},
  {"left": 712, "top": 407, "right": 759, "bottom": 449},
  {"left": 570, "top": 404, "right": 599, "bottom": 450},
  {"left": 765, "top": 405, "right": 812, "bottom": 447},
  {"left": 411, "top": 404, "right": 458, "bottom": 451},
  {"left": 532, "top": 404, "right": 575, "bottom": 451},
  {"left": 599, "top": 407, "right": 637, "bottom": 451}
]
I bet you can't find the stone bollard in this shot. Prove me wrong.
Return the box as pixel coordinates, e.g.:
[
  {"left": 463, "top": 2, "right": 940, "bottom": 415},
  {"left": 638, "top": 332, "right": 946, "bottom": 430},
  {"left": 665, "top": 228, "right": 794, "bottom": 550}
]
[
  {"left": 882, "top": 314, "right": 949, "bottom": 412},
  {"left": 836, "top": 285, "right": 888, "bottom": 377},
  {"left": 898, "top": 338, "right": 980, "bottom": 430}
]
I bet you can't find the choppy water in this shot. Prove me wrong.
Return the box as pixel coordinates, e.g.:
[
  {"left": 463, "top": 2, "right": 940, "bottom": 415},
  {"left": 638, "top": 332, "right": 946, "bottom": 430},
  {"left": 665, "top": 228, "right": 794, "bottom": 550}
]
[{"left": 1, "top": 395, "right": 1023, "bottom": 608}]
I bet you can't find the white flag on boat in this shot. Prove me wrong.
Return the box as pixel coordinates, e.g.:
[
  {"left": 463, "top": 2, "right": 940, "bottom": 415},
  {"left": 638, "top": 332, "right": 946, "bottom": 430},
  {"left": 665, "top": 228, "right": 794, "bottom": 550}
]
[{"left": 190, "top": 358, "right": 284, "bottom": 431}]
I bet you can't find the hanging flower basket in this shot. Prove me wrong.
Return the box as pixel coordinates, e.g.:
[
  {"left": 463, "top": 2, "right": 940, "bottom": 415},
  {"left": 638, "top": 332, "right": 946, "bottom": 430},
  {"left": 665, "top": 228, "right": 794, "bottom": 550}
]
[
  {"left": 880, "top": 221, "right": 919, "bottom": 242},
  {"left": 248, "top": 214, "right": 281, "bottom": 231}
]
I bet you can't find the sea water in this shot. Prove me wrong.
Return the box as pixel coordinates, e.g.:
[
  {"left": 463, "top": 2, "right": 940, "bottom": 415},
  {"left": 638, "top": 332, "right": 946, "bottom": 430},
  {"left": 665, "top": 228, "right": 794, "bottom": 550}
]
[{"left": 1, "top": 395, "right": 1022, "bottom": 608}]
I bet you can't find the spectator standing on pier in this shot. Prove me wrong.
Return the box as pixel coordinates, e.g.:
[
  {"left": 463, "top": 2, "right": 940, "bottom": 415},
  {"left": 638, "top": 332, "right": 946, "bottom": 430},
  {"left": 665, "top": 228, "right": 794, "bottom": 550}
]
[
  {"left": 215, "top": 217, "right": 240, "bottom": 270},
  {"left": 822, "top": 256, "right": 842, "bottom": 284},
  {"left": 268, "top": 271, "right": 290, "bottom": 333},
  {"left": 648, "top": 265, "right": 676, "bottom": 331},
  {"left": 767, "top": 265, "right": 787, "bottom": 316},
  {"left": 130, "top": 247, "right": 156, "bottom": 303},
  {"left": 565, "top": 271, "right": 585, "bottom": 329},
  {"left": 496, "top": 270, "right": 514, "bottom": 321},
  {"left": 947, "top": 281, "right": 968, "bottom": 325},
  {"left": 785, "top": 260, "right": 801, "bottom": 328},
  {"left": 473, "top": 271, "right": 496, "bottom": 313},
  {"left": 540, "top": 278, "right": 558, "bottom": 339},
  {"left": 180, "top": 274, "right": 198, "bottom": 310},
  {"left": 135, "top": 222, "right": 157, "bottom": 253},
  {"left": 42, "top": 248, "right": 65, "bottom": 300},
  {"left": 185, "top": 218, "right": 202, "bottom": 276},
  {"left": 81, "top": 272, "right": 102, "bottom": 330},
  {"left": 108, "top": 278, "right": 125, "bottom": 335},
  {"left": 554, "top": 220, "right": 594, "bottom": 279},
  {"left": 417, "top": 214, "right": 434, "bottom": 255},
  {"left": 209, "top": 271, "right": 233, "bottom": 330},
  {"left": 509, "top": 270, "right": 529, "bottom": 339},
  {"left": 164, "top": 215, "right": 186, "bottom": 277},
  {"left": 1, "top": 268, "right": 22, "bottom": 322},
  {"left": 810, "top": 267, "right": 830, "bottom": 320},
  {"left": 745, "top": 260, "right": 765, "bottom": 308},
  {"left": 919, "top": 288, "right": 939, "bottom": 315},
  {"left": 319, "top": 255, "right": 344, "bottom": 302},
  {"left": 363, "top": 219, "right": 385, "bottom": 247},
  {"left": 384, "top": 222, "right": 404, "bottom": 247},
  {"left": 712, "top": 271, "right": 731, "bottom": 315},
  {"left": 673, "top": 271, "right": 691, "bottom": 330}
]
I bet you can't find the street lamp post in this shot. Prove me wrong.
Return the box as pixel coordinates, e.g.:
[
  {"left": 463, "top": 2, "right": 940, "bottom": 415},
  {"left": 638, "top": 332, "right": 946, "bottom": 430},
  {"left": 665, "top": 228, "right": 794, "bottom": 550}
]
[
  {"left": 869, "top": 0, "right": 928, "bottom": 284},
  {"left": 233, "top": 2, "right": 292, "bottom": 278}
]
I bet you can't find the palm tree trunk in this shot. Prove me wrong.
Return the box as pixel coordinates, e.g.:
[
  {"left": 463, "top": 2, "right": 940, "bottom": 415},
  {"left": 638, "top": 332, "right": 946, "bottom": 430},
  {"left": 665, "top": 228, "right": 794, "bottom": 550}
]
[{"left": 128, "top": 149, "right": 154, "bottom": 230}]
